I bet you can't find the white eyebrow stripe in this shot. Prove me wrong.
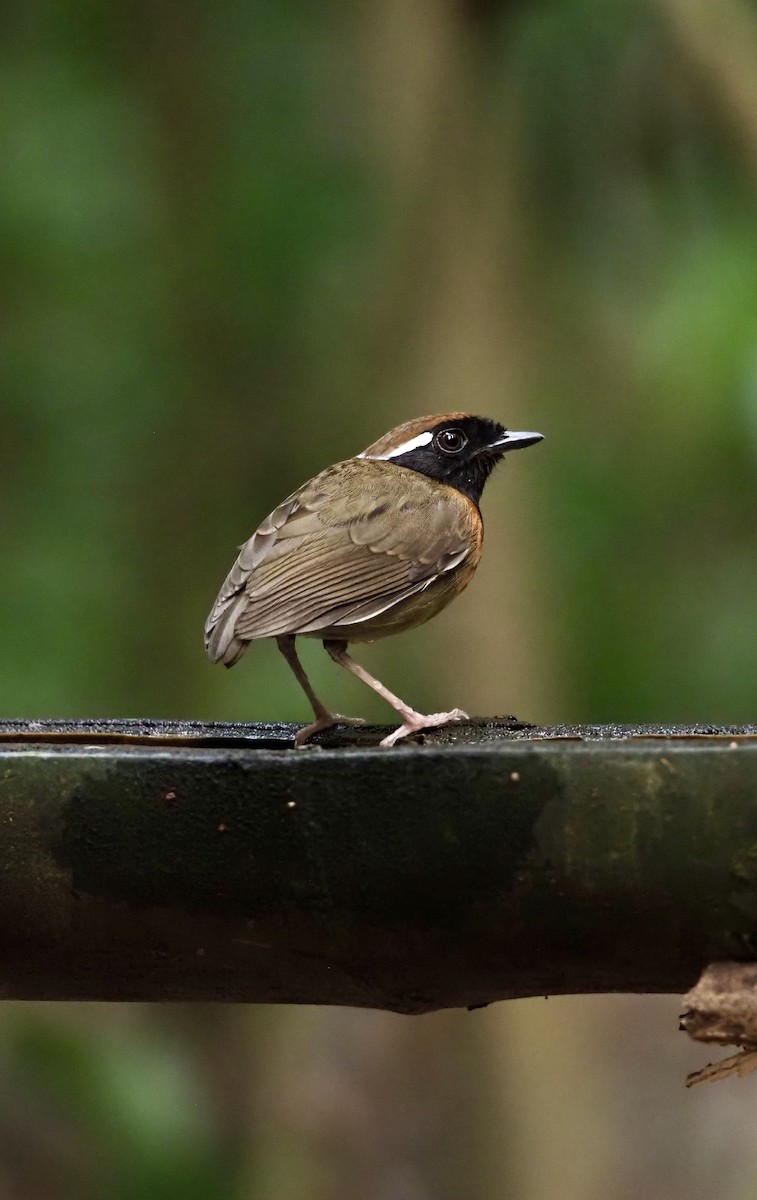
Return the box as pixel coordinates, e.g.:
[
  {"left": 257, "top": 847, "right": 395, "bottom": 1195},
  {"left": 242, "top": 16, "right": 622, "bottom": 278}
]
[{"left": 360, "top": 430, "right": 434, "bottom": 460}]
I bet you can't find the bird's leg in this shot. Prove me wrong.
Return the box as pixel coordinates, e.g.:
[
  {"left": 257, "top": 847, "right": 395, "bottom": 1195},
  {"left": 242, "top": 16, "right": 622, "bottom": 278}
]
[
  {"left": 324, "top": 640, "right": 468, "bottom": 748},
  {"left": 276, "top": 635, "right": 365, "bottom": 747}
]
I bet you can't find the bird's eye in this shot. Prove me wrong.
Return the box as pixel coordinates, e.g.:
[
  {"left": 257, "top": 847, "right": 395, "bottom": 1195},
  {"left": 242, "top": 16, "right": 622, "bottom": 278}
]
[{"left": 436, "top": 428, "right": 467, "bottom": 454}]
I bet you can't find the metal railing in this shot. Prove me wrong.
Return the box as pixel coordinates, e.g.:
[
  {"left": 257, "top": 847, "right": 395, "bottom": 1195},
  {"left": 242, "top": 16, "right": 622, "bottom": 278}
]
[{"left": 1, "top": 719, "right": 756, "bottom": 1012}]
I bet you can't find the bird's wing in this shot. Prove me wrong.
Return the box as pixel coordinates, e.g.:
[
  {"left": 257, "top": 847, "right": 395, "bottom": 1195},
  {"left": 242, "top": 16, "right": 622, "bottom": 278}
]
[{"left": 204, "top": 459, "right": 478, "bottom": 660}]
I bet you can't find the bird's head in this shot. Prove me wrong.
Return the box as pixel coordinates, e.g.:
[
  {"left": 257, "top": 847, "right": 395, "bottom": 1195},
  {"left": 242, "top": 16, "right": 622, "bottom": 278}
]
[{"left": 359, "top": 413, "right": 543, "bottom": 505}]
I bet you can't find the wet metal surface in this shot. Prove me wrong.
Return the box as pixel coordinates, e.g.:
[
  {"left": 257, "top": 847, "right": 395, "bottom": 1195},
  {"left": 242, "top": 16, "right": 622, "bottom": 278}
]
[{"left": 1, "top": 716, "right": 756, "bottom": 749}]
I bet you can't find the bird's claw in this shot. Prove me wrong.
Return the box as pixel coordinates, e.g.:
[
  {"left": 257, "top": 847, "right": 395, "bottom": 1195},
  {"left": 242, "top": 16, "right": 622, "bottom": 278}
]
[
  {"left": 380, "top": 708, "right": 468, "bottom": 748},
  {"left": 294, "top": 712, "right": 366, "bottom": 747}
]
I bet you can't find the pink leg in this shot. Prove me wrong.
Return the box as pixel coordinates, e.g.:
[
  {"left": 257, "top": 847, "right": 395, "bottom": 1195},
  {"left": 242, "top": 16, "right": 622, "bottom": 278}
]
[
  {"left": 277, "top": 636, "right": 365, "bottom": 747},
  {"left": 324, "top": 640, "right": 467, "bottom": 747}
]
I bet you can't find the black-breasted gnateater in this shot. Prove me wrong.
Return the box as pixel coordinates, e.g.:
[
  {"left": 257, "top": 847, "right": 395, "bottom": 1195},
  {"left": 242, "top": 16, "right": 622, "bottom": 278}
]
[{"left": 205, "top": 414, "right": 543, "bottom": 747}]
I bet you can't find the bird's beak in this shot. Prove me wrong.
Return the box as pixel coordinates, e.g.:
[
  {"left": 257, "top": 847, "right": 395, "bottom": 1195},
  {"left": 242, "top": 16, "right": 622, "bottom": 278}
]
[{"left": 489, "top": 430, "right": 544, "bottom": 452}]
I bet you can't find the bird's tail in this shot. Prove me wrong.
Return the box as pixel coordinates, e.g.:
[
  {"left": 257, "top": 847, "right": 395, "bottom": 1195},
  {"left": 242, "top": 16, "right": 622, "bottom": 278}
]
[{"left": 204, "top": 573, "right": 250, "bottom": 667}]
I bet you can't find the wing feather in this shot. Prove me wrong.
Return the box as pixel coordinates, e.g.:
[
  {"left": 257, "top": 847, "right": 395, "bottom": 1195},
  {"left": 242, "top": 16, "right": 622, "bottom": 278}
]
[{"left": 205, "top": 459, "right": 476, "bottom": 662}]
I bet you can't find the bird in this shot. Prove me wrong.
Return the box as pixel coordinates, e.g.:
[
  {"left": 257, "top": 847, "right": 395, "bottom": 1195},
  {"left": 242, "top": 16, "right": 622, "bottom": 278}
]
[{"left": 205, "top": 414, "right": 543, "bottom": 747}]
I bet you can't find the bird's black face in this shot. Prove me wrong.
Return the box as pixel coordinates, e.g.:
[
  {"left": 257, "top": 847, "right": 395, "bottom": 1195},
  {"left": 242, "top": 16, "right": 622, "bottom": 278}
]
[{"left": 388, "top": 416, "right": 543, "bottom": 505}]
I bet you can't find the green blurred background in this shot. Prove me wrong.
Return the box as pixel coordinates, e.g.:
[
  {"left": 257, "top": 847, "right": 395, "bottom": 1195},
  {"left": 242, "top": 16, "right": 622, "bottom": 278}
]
[{"left": 3, "top": 0, "right": 757, "bottom": 1196}]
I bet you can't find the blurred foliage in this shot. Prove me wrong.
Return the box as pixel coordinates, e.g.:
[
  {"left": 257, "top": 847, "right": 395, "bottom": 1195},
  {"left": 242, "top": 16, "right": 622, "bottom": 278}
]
[{"left": 3, "top": 0, "right": 757, "bottom": 1197}]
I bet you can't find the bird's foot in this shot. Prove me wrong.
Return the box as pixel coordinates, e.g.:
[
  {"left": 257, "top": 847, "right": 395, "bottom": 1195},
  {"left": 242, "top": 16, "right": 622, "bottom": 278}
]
[
  {"left": 380, "top": 708, "right": 468, "bottom": 748},
  {"left": 294, "top": 712, "right": 366, "bottom": 748}
]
